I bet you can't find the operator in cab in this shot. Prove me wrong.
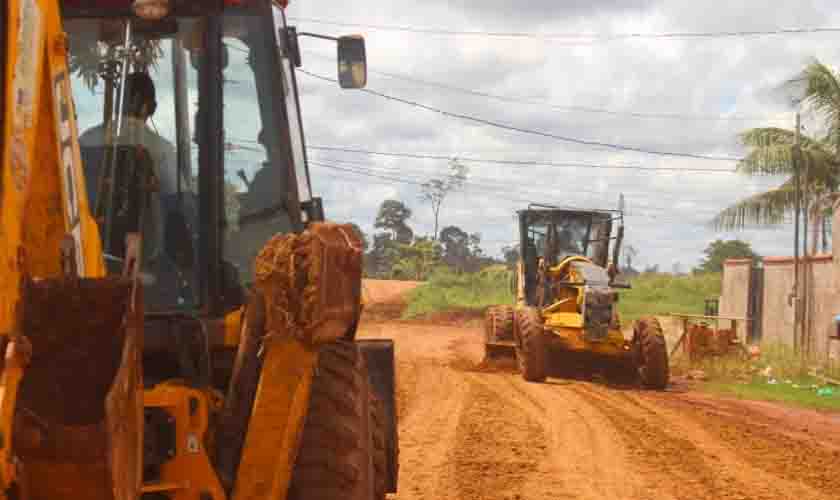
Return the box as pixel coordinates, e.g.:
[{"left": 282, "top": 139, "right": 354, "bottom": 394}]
[
  {"left": 80, "top": 71, "right": 178, "bottom": 199},
  {"left": 79, "top": 71, "right": 196, "bottom": 309},
  {"left": 79, "top": 71, "right": 178, "bottom": 260}
]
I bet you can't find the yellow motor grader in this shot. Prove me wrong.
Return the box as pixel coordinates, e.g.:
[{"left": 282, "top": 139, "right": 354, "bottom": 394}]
[
  {"left": 485, "top": 204, "right": 669, "bottom": 389},
  {"left": 0, "top": 0, "right": 397, "bottom": 498}
]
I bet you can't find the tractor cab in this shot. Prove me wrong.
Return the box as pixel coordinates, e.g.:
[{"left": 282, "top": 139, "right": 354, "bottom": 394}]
[{"left": 61, "top": 0, "right": 367, "bottom": 315}]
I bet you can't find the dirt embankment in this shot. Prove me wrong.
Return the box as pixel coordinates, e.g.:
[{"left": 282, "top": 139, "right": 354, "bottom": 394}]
[{"left": 358, "top": 280, "right": 840, "bottom": 500}]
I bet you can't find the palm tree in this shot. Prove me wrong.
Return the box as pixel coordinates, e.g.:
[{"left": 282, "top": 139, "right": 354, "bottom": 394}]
[{"left": 713, "top": 60, "right": 840, "bottom": 252}]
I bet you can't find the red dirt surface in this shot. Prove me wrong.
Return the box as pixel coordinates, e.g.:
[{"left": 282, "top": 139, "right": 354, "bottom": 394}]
[{"left": 358, "top": 281, "right": 840, "bottom": 500}]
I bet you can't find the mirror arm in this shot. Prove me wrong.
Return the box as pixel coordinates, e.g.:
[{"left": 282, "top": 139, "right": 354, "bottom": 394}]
[{"left": 296, "top": 32, "right": 339, "bottom": 42}]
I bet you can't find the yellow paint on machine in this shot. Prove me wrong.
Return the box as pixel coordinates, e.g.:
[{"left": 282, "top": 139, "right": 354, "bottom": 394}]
[
  {"left": 0, "top": 0, "right": 106, "bottom": 335},
  {"left": 544, "top": 325, "right": 628, "bottom": 356},
  {"left": 232, "top": 335, "right": 319, "bottom": 500}
]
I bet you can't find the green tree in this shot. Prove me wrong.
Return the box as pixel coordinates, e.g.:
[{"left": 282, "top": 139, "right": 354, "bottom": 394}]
[
  {"left": 368, "top": 232, "right": 394, "bottom": 277},
  {"left": 439, "top": 225, "right": 470, "bottom": 271},
  {"left": 420, "top": 159, "right": 468, "bottom": 239},
  {"left": 714, "top": 60, "right": 840, "bottom": 252},
  {"left": 374, "top": 200, "right": 413, "bottom": 244},
  {"left": 390, "top": 238, "right": 442, "bottom": 280},
  {"left": 696, "top": 239, "right": 758, "bottom": 273}
]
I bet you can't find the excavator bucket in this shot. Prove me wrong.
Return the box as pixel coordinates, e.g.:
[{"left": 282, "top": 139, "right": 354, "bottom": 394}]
[{"left": 12, "top": 262, "right": 143, "bottom": 499}]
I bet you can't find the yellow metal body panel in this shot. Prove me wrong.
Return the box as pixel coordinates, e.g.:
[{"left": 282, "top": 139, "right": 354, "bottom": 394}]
[
  {"left": 545, "top": 326, "right": 627, "bottom": 356},
  {"left": 548, "top": 255, "right": 592, "bottom": 277},
  {"left": 232, "top": 335, "right": 319, "bottom": 500},
  {"left": 143, "top": 384, "right": 226, "bottom": 500},
  {"left": 223, "top": 307, "right": 245, "bottom": 347},
  {"left": 543, "top": 312, "right": 583, "bottom": 329},
  {"left": 538, "top": 255, "right": 627, "bottom": 357},
  {"left": 1, "top": 0, "right": 106, "bottom": 334},
  {"left": 1, "top": 2, "right": 110, "bottom": 498}
]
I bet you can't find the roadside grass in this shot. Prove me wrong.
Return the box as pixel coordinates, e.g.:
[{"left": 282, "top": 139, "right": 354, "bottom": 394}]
[
  {"left": 673, "top": 343, "right": 840, "bottom": 412},
  {"left": 617, "top": 272, "right": 721, "bottom": 323},
  {"left": 703, "top": 378, "right": 840, "bottom": 411},
  {"left": 402, "top": 269, "right": 721, "bottom": 322},
  {"left": 402, "top": 265, "right": 514, "bottom": 319}
]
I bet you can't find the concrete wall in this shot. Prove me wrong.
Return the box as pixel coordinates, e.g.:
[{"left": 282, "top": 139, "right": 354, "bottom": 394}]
[
  {"left": 722, "top": 254, "right": 835, "bottom": 359},
  {"left": 763, "top": 256, "right": 833, "bottom": 358},
  {"left": 720, "top": 259, "right": 751, "bottom": 340}
]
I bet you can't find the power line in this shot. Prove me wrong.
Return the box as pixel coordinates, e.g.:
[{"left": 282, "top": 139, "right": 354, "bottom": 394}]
[
  {"left": 310, "top": 160, "right": 623, "bottom": 209},
  {"left": 288, "top": 17, "right": 840, "bottom": 41},
  {"left": 310, "top": 160, "right": 718, "bottom": 221},
  {"left": 299, "top": 70, "right": 743, "bottom": 163},
  {"left": 312, "top": 156, "right": 737, "bottom": 215},
  {"left": 316, "top": 167, "right": 707, "bottom": 225},
  {"left": 302, "top": 50, "right": 784, "bottom": 122},
  {"left": 306, "top": 145, "right": 735, "bottom": 173},
  {"left": 310, "top": 155, "right": 746, "bottom": 207}
]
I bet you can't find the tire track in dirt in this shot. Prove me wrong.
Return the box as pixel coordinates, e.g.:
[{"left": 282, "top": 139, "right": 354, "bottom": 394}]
[
  {"left": 390, "top": 355, "right": 468, "bottom": 500},
  {"left": 572, "top": 383, "right": 834, "bottom": 500},
  {"left": 462, "top": 372, "right": 648, "bottom": 499},
  {"left": 640, "top": 393, "right": 840, "bottom": 497},
  {"left": 357, "top": 289, "right": 840, "bottom": 500},
  {"left": 446, "top": 377, "right": 548, "bottom": 500}
]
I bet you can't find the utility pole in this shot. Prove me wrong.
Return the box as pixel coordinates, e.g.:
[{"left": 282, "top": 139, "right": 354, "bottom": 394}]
[{"left": 792, "top": 112, "right": 801, "bottom": 354}]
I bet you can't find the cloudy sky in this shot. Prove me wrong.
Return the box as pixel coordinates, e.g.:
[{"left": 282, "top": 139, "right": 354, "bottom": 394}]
[{"left": 277, "top": 0, "right": 840, "bottom": 271}]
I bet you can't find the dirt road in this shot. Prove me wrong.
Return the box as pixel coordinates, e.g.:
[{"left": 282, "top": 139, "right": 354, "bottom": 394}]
[{"left": 358, "top": 283, "right": 840, "bottom": 500}]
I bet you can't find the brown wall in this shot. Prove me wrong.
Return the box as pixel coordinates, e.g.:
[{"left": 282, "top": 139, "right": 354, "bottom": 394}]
[
  {"left": 719, "top": 259, "right": 751, "bottom": 339},
  {"left": 722, "top": 255, "right": 834, "bottom": 359}
]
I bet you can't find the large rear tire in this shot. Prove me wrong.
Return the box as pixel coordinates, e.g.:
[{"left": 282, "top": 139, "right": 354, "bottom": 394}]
[
  {"left": 288, "top": 340, "right": 379, "bottom": 500},
  {"left": 634, "top": 317, "right": 669, "bottom": 390},
  {"left": 515, "top": 307, "right": 547, "bottom": 382}
]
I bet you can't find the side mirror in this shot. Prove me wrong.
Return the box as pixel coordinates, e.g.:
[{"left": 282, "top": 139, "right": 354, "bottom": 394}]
[{"left": 337, "top": 35, "right": 367, "bottom": 89}]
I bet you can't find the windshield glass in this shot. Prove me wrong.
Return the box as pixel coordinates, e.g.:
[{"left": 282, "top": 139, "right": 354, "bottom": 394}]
[
  {"left": 66, "top": 17, "right": 201, "bottom": 312},
  {"left": 526, "top": 212, "right": 592, "bottom": 262},
  {"left": 221, "top": 6, "right": 298, "bottom": 286}
]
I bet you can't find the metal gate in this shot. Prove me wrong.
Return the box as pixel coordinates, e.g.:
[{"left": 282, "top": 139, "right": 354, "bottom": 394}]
[{"left": 747, "top": 260, "right": 764, "bottom": 342}]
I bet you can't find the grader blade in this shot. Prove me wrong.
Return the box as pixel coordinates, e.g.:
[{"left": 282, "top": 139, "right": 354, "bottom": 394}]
[
  {"left": 484, "top": 340, "right": 517, "bottom": 360},
  {"left": 13, "top": 276, "right": 142, "bottom": 500}
]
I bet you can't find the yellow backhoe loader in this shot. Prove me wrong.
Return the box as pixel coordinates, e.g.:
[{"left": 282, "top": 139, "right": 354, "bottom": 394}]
[
  {"left": 484, "top": 203, "right": 669, "bottom": 389},
  {"left": 0, "top": 1, "right": 398, "bottom": 499}
]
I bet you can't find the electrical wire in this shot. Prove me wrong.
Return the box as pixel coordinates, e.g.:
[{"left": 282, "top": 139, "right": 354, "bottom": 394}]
[
  {"left": 299, "top": 69, "right": 743, "bottom": 162},
  {"left": 305, "top": 144, "right": 737, "bottom": 172},
  {"left": 310, "top": 160, "right": 718, "bottom": 222},
  {"left": 288, "top": 17, "right": 840, "bottom": 41},
  {"left": 309, "top": 154, "right": 753, "bottom": 207},
  {"left": 311, "top": 156, "right": 736, "bottom": 215},
  {"left": 301, "top": 49, "right": 786, "bottom": 122}
]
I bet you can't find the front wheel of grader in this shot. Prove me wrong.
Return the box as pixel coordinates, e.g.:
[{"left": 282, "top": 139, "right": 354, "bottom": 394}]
[
  {"left": 633, "top": 317, "right": 669, "bottom": 390},
  {"left": 515, "top": 307, "right": 547, "bottom": 383}
]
